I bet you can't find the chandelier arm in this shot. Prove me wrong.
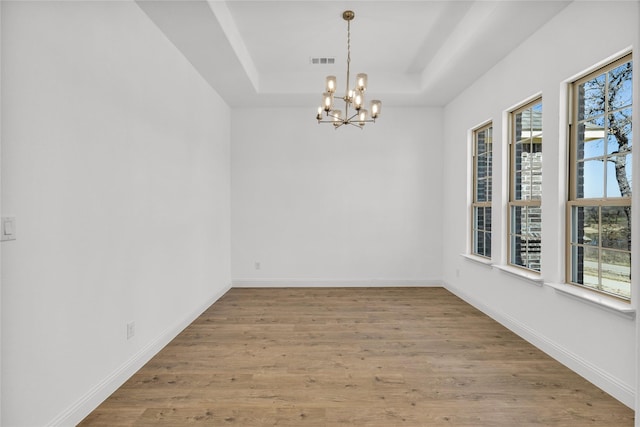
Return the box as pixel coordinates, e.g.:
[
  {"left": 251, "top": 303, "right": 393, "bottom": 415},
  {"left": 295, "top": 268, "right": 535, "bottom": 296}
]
[
  {"left": 317, "top": 118, "right": 375, "bottom": 124},
  {"left": 317, "top": 118, "right": 376, "bottom": 126},
  {"left": 345, "top": 111, "right": 359, "bottom": 122}
]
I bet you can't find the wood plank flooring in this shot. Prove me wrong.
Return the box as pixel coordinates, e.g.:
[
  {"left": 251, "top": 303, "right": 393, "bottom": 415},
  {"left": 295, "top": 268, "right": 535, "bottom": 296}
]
[{"left": 79, "top": 287, "right": 634, "bottom": 426}]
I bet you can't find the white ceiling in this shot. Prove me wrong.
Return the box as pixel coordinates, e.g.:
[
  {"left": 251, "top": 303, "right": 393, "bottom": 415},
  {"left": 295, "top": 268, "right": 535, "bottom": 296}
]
[{"left": 136, "top": 0, "right": 572, "bottom": 108}]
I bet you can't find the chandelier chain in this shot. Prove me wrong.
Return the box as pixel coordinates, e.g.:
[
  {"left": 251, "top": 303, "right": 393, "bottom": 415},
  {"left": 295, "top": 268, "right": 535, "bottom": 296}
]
[{"left": 346, "top": 19, "right": 351, "bottom": 99}]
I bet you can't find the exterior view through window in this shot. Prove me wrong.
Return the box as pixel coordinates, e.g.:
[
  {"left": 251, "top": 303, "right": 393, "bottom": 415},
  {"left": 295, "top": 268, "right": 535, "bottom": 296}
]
[
  {"left": 472, "top": 124, "right": 493, "bottom": 258},
  {"left": 568, "top": 54, "right": 632, "bottom": 300},
  {"left": 509, "top": 100, "right": 542, "bottom": 271}
]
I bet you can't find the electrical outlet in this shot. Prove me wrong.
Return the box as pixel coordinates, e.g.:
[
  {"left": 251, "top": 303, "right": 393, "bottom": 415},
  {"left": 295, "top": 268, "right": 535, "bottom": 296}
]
[
  {"left": 127, "top": 322, "right": 135, "bottom": 340},
  {"left": 1, "top": 217, "right": 16, "bottom": 241},
  {"left": 255, "top": 261, "right": 261, "bottom": 270}
]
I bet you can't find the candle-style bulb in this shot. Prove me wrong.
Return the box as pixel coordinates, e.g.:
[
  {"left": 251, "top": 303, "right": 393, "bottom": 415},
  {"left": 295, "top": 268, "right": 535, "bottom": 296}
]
[
  {"left": 325, "top": 76, "right": 337, "bottom": 94},
  {"left": 322, "top": 92, "right": 333, "bottom": 112},
  {"left": 370, "top": 100, "right": 382, "bottom": 119},
  {"left": 356, "top": 73, "right": 368, "bottom": 92},
  {"left": 353, "top": 90, "right": 364, "bottom": 111}
]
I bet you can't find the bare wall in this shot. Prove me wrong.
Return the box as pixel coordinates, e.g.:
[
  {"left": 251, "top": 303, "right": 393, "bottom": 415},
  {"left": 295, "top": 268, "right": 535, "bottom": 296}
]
[
  {"left": 231, "top": 107, "right": 442, "bottom": 286},
  {"left": 1, "top": 2, "right": 231, "bottom": 425}
]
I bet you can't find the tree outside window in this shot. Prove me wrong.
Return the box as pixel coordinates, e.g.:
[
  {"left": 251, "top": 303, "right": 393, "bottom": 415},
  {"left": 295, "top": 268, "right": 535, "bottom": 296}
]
[{"left": 569, "top": 55, "right": 632, "bottom": 300}]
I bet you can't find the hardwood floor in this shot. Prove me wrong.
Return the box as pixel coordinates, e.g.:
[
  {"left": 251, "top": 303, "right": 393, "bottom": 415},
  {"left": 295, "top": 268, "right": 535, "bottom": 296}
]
[{"left": 79, "top": 287, "right": 634, "bottom": 426}]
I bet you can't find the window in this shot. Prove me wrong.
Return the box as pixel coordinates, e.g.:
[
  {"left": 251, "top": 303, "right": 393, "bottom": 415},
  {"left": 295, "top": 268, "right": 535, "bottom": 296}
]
[
  {"left": 472, "top": 124, "right": 493, "bottom": 258},
  {"left": 509, "top": 100, "right": 543, "bottom": 271},
  {"left": 568, "top": 54, "right": 632, "bottom": 300}
]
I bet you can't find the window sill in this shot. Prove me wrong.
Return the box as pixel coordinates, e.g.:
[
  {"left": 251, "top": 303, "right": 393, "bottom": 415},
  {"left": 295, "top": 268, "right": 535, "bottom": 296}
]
[
  {"left": 545, "top": 282, "right": 635, "bottom": 319},
  {"left": 460, "top": 253, "right": 493, "bottom": 267},
  {"left": 493, "top": 264, "right": 544, "bottom": 286}
]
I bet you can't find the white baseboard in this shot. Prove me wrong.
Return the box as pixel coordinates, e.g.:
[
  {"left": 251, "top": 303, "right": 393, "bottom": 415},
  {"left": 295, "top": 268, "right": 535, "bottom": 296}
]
[
  {"left": 444, "top": 281, "right": 635, "bottom": 409},
  {"left": 232, "top": 278, "right": 442, "bottom": 288},
  {"left": 47, "top": 283, "right": 232, "bottom": 427}
]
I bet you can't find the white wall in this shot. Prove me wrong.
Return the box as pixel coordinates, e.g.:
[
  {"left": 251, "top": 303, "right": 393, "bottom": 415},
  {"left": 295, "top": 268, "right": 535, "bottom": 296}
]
[
  {"left": 442, "top": 1, "right": 639, "bottom": 408},
  {"left": 231, "top": 107, "right": 442, "bottom": 286},
  {"left": 1, "top": 2, "right": 231, "bottom": 426},
  {"left": 0, "top": 3, "right": 3, "bottom": 423}
]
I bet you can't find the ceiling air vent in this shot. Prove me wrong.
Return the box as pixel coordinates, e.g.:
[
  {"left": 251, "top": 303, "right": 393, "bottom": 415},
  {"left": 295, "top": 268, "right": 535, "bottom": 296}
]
[{"left": 310, "top": 57, "right": 335, "bottom": 65}]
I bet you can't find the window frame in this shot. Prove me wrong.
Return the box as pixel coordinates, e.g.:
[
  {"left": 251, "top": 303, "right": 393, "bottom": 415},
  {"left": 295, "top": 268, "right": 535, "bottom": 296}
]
[
  {"left": 566, "top": 53, "right": 632, "bottom": 301},
  {"left": 508, "top": 98, "right": 543, "bottom": 273},
  {"left": 471, "top": 123, "right": 493, "bottom": 259}
]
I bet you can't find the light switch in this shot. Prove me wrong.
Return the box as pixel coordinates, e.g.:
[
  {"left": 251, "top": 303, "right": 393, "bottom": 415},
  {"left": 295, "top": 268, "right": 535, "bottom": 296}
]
[{"left": 2, "top": 217, "right": 16, "bottom": 241}]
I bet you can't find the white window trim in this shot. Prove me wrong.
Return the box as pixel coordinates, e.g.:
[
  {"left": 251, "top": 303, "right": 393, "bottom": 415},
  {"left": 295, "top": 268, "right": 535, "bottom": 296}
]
[
  {"left": 493, "top": 264, "right": 544, "bottom": 286},
  {"left": 459, "top": 261, "right": 634, "bottom": 318},
  {"left": 545, "top": 281, "right": 635, "bottom": 319},
  {"left": 460, "top": 253, "right": 493, "bottom": 267}
]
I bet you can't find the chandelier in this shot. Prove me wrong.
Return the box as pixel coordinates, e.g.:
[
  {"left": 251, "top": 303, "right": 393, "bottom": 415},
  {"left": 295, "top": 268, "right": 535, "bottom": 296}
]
[{"left": 316, "top": 10, "right": 382, "bottom": 129}]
